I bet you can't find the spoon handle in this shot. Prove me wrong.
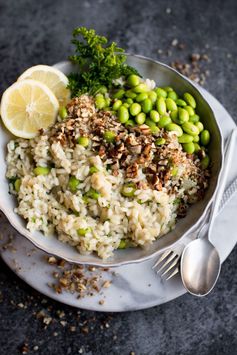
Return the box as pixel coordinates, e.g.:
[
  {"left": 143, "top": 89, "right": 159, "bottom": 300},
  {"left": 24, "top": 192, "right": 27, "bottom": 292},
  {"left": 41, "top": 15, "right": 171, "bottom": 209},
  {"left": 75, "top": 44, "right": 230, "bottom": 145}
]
[{"left": 208, "top": 129, "right": 237, "bottom": 237}]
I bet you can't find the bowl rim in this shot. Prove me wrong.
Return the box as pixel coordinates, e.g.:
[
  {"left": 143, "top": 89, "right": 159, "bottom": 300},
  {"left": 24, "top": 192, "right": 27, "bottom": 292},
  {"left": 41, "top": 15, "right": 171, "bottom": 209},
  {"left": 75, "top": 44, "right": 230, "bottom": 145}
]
[{"left": 0, "top": 54, "right": 224, "bottom": 267}]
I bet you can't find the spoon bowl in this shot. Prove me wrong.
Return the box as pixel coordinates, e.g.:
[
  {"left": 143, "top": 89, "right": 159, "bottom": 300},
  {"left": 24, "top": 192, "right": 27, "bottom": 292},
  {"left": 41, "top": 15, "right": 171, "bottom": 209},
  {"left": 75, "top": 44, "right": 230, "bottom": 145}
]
[{"left": 181, "top": 239, "right": 221, "bottom": 296}]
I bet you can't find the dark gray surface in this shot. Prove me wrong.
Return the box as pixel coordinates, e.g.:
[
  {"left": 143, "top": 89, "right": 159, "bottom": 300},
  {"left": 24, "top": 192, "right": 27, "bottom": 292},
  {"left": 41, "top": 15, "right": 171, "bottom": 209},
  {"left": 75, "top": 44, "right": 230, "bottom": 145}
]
[{"left": 0, "top": 0, "right": 237, "bottom": 354}]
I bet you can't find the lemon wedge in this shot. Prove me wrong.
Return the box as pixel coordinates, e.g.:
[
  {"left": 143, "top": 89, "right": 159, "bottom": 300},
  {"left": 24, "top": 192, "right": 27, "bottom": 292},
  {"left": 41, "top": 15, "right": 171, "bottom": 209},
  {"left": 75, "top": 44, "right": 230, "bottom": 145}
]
[
  {"left": 0, "top": 79, "right": 59, "bottom": 138},
  {"left": 18, "top": 65, "right": 71, "bottom": 106}
]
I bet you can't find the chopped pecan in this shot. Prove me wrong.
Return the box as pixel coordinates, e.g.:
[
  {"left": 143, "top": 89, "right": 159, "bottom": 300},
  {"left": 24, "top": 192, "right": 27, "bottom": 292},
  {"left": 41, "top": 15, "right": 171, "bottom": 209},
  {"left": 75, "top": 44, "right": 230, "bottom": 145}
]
[{"left": 126, "top": 163, "right": 138, "bottom": 178}]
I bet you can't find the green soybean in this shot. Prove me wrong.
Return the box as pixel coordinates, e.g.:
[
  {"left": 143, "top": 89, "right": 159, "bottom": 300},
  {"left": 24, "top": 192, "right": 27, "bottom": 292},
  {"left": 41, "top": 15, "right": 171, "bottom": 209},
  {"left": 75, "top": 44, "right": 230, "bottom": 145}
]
[
  {"left": 125, "top": 90, "right": 137, "bottom": 99},
  {"left": 121, "top": 183, "right": 136, "bottom": 197},
  {"left": 105, "top": 97, "right": 111, "bottom": 107},
  {"left": 185, "top": 106, "right": 195, "bottom": 116},
  {"left": 182, "top": 142, "right": 195, "bottom": 154},
  {"left": 178, "top": 107, "right": 189, "bottom": 123},
  {"left": 195, "top": 121, "right": 204, "bottom": 133},
  {"left": 118, "top": 106, "right": 129, "bottom": 123},
  {"left": 158, "top": 115, "right": 172, "bottom": 128},
  {"left": 89, "top": 166, "right": 99, "bottom": 174},
  {"left": 165, "top": 123, "right": 183, "bottom": 137},
  {"left": 112, "top": 99, "right": 122, "bottom": 111},
  {"left": 95, "top": 86, "right": 107, "bottom": 94},
  {"left": 170, "top": 110, "right": 179, "bottom": 123},
  {"left": 155, "top": 137, "right": 166, "bottom": 146},
  {"left": 176, "top": 99, "right": 187, "bottom": 107},
  {"left": 118, "top": 239, "right": 128, "bottom": 249},
  {"left": 123, "top": 103, "right": 129, "bottom": 108},
  {"left": 166, "top": 98, "right": 177, "bottom": 111},
  {"left": 77, "top": 137, "right": 90, "bottom": 147},
  {"left": 150, "top": 126, "right": 160, "bottom": 134},
  {"left": 155, "top": 87, "right": 167, "bottom": 98},
  {"left": 130, "top": 103, "right": 141, "bottom": 116},
  {"left": 171, "top": 166, "right": 178, "bottom": 176},
  {"left": 182, "top": 122, "right": 199, "bottom": 136},
  {"left": 77, "top": 228, "right": 91, "bottom": 236},
  {"left": 163, "top": 86, "right": 173, "bottom": 92},
  {"left": 125, "top": 119, "right": 136, "bottom": 127},
  {"left": 194, "top": 143, "right": 201, "bottom": 153},
  {"left": 136, "top": 92, "right": 148, "bottom": 102},
  {"left": 178, "top": 134, "right": 194, "bottom": 143},
  {"left": 95, "top": 97, "right": 106, "bottom": 109},
  {"left": 85, "top": 188, "right": 100, "bottom": 200},
  {"left": 200, "top": 130, "right": 210, "bottom": 145},
  {"left": 113, "top": 89, "right": 125, "bottom": 99},
  {"left": 127, "top": 74, "right": 140, "bottom": 87},
  {"left": 34, "top": 166, "right": 51, "bottom": 176},
  {"left": 148, "top": 91, "right": 157, "bottom": 103},
  {"left": 126, "top": 98, "right": 133, "bottom": 105},
  {"left": 133, "top": 83, "right": 149, "bottom": 93},
  {"left": 150, "top": 110, "right": 160, "bottom": 123},
  {"left": 200, "top": 155, "right": 210, "bottom": 169},
  {"left": 14, "top": 178, "right": 21, "bottom": 192},
  {"left": 145, "top": 118, "right": 156, "bottom": 128},
  {"left": 168, "top": 91, "right": 178, "bottom": 101},
  {"left": 135, "top": 112, "right": 146, "bottom": 125},
  {"left": 193, "top": 135, "right": 200, "bottom": 142},
  {"left": 156, "top": 97, "right": 166, "bottom": 115},
  {"left": 142, "top": 98, "right": 152, "bottom": 113},
  {"left": 68, "top": 176, "right": 80, "bottom": 192},
  {"left": 183, "top": 92, "right": 196, "bottom": 108},
  {"left": 189, "top": 114, "right": 200, "bottom": 123},
  {"left": 59, "top": 106, "right": 67, "bottom": 119},
  {"left": 104, "top": 131, "right": 116, "bottom": 143}
]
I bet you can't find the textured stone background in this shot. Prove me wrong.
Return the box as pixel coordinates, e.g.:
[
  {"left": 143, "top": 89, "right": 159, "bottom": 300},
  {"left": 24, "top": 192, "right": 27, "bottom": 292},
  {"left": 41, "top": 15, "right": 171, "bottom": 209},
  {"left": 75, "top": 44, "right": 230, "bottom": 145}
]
[{"left": 0, "top": 0, "right": 237, "bottom": 354}]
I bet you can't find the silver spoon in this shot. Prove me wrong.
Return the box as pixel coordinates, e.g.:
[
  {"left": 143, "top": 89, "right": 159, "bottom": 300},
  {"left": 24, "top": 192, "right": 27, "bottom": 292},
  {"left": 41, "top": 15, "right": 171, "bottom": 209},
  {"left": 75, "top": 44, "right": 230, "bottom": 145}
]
[{"left": 181, "top": 128, "right": 237, "bottom": 296}]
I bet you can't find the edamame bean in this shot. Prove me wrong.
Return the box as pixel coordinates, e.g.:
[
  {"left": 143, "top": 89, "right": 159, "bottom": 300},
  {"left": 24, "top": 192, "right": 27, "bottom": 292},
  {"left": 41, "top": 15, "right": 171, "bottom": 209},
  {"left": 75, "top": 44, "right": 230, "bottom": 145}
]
[
  {"left": 77, "top": 137, "right": 90, "bottom": 147},
  {"left": 133, "top": 83, "right": 149, "bottom": 93},
  {"left": 113, "top": 89, "right": 125, "bottom": 99},
  {"left": 163, "top": 86, "right": 173, "bottom": 92},
  {"left": 95, "top": 96, "right": 106, "bottom": 109},
  {"left": 68, "top": 176, "right": 80, "bottom": 192},
  {"left": 170, "top": 110, "right": 179, "bottom": 123},
  {"left": 156, "top": 97, "right": 166, "bottom": 115},
  {"left": 182, "top": 122, "right": 199, "bottom": 136},
  {"left": 89, "top": 166, "right": 99, "bottom": 174},
  {"left": 136, "top": 93, "right": 148, "bottom": 102},
  {"left": 125, "top": 90, "right": 137, "bottom": 99},
  {"left": 127, "top": 74, "right": 140, "bottom": 87},
  {"left": 200, "top": 130, "right": 210, "bottom": 145},
  {"left": 165, "top": 123, "right": 183, "bottom": 137},
  {"left": 195, "top": 121, "right": 204, "bottom": 133},
  {"left": 200, "top": 155, "right": 210, "bottom": 169},
  {"left": 77, "top": 228, "right": 92, "bottom": 236},
  {"left": 121, "top": 183, "right": 136, "bottom": 197},
  {"left": 155, "top": 87, "right": 167, "bottom": 98},
  {"left": 184, "top": 92, "right": 196, "bottom": 108},
  {"left": 182, "top": 142, "right": 195, "bottom": 154},
  {"left": 112, "top": 100, "right": 122, "bottom": 111},
  {"left": 171, "top": 166, "right": 178, "bottom": 176},
  {"left": 150, "top": 110, "right": 160, "bottom": 123},
  {"left": 14, "top": 178, "right": 21, "bottom": 192},
  {"left": 95, "top": 86, "right": 107, "bottom": 94},
  {"left": 59, "top": 106, "right": 67, "bottom": 119},
  {"left": 148, "top": 91, "right": 157, "bottom": 103},
  {"left": 118, "top": 106, "right": 129, "bottom": 123},
  {"left": 193, "top": 135, "right": 200, "bottom": 142},
  {"left": 158, "top": 115, "right": 172, "bottom": 128},
  {"left": 168, "top": 91, "right": 178, "bottom": 101},
  {"left": 178, "top": 134, "right": 194, "bottom": 143},
  {"left": 130, "top": 103, "right": 141, "bottom": 116},
  {"left": 125, "top": 119, "right": 136, "bottom": 127},
  {"left": 118, "top": 239, "right": 127, "bottom": 249},
  {"left": 178, "top": 107, "right": 189, "bottom": 123},
  {"left": 142, "top": 98, "right": 152, "bottom": 113},
  {"left": 150, "top": 126, "right": 160, "bottom": 134},
  {"left": 155, "top": 138, "right": 166, "bottom": 146},
  {"left": 166, "top": 98, "right": 177, "bottom": 111},
  {"left": 105, "top": 97, "right": 111, "bottom": 107},
  {"left": 145, "top": 118, "right": 156, "bottom": 128},
  {"left": 34, "top": 166, "right": 51, "bottom": 176},
  {"left": 185, "top": 106, "right": 195, "bottom": 116},
  {"left": 126, "top": 98, "right": 133, "bottom": 105},
  {"left": 85, "top": 188, "right": 100, "bottom": 200},
  {"left": 123, "top": 103, "right": 129, "bottom": 108},
  {"left": 194, "top": 143, "right": 201, "bottom": 153},
  {"left": 189, "top": 114, "right": 200, "bottom": 123},
  {"left": 104, "top": 131, "right": 116, "bottom": 143},
  {"left": 135, "top": 112, "right": 146, "bottom": 125},
  {"left": 176, "top": 99, "right": 187, "bottom": 107}
]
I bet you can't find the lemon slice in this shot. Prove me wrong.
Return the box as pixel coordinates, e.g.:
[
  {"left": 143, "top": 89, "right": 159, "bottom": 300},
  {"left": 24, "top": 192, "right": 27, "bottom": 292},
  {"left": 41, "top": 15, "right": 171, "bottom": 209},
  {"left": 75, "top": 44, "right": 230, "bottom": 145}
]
[
  {"left": 18, "top": 65, "right": 71, "bottom": 106},
  {"left": 0, "top": 79, "right": 59, "bottom": 138}
]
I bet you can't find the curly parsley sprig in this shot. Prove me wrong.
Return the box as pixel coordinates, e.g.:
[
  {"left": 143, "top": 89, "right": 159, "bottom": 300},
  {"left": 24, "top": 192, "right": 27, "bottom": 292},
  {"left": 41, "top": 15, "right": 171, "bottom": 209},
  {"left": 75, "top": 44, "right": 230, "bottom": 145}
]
[{"left": 68, "top": 27, "right": 140, "bottom": 97}]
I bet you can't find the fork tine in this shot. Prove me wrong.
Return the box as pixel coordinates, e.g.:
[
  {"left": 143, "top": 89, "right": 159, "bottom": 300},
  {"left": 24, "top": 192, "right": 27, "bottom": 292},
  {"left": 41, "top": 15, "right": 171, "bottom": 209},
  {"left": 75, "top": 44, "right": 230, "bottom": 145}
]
[
  {"left": 161, "top": 256, "right": 179, "bottom": 277},
  {"left": 165, "top": 267, "right": 179, "bottom": 281},
  {"left": 155, "top": 252, "right": 178, "bottom": 274},
  {"left": 152, "top": 250, "right": 172, "bottom": 269}
]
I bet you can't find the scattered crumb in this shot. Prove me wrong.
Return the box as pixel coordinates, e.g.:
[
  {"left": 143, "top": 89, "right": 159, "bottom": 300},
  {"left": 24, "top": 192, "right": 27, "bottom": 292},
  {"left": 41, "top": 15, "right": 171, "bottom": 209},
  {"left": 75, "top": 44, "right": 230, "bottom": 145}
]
[{"left": 99, "top": 299, "right": 105, "bottom": 305}]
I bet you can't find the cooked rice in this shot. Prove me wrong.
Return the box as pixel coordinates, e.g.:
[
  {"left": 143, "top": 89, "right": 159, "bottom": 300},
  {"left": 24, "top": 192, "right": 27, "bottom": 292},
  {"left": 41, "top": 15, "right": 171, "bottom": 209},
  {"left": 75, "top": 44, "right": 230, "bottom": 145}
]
[{"left": 5, "top": 94, "right": 209, "bottom": 259}]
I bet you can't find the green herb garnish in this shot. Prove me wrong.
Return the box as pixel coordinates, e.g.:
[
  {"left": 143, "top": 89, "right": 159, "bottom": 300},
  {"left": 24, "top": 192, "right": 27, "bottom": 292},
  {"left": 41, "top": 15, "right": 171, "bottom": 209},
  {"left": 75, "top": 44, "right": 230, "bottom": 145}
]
[{"left": 68, "top": 27, "right": 140, "bottom": 97}]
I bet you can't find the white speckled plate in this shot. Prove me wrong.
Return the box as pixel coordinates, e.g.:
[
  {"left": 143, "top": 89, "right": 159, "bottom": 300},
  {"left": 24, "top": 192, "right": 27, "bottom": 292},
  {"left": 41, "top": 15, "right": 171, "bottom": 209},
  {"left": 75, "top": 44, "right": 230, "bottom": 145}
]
[{"left": 0, "top": 87, "right": 236, "bottom": 312}]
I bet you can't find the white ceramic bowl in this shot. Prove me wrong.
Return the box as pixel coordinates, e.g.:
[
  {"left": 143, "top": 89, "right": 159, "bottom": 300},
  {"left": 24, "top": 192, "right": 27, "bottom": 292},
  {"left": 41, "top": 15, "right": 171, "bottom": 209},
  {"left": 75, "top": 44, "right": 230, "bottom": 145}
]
[{"left": 0, "top": 55, "right": 223, "bottom": 266}]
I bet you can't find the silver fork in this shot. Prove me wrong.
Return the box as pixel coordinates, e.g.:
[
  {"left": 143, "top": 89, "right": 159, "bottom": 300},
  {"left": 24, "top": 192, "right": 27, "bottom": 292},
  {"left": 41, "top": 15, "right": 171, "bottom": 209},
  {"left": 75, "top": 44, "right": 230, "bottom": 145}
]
[{"left": 152, "top": 174, "right": 237, "bottom": 280}]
